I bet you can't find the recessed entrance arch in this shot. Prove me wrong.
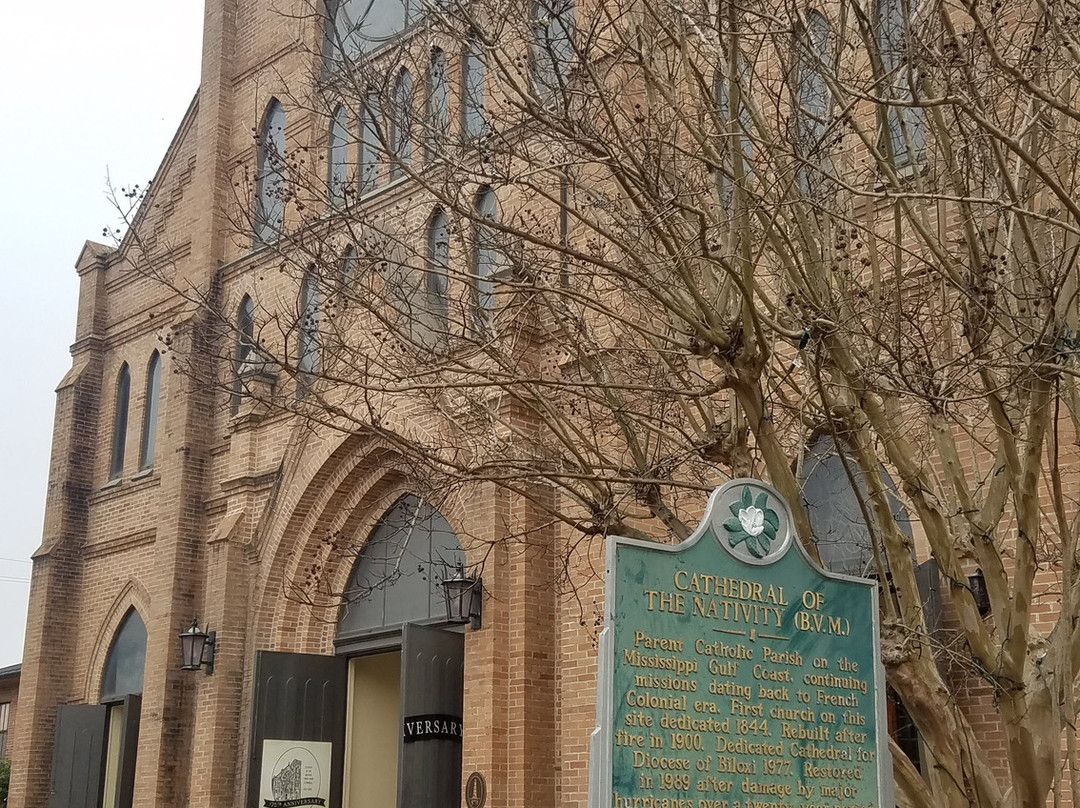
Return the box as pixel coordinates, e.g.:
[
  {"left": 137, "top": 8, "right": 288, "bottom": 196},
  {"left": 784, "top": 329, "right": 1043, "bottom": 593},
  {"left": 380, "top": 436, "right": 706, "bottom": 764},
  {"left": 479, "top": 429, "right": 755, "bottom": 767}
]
[{"left": 247, "top": 494, "right": 467, "bottom": 808}]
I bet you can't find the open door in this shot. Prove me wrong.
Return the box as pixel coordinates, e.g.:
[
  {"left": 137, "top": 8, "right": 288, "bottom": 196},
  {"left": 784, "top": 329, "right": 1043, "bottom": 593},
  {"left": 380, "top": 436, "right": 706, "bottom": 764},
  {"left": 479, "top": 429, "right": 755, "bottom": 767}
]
[
  {"left": 48, "top": 703, "right": 108, "bottom": 808},
  {"left": 246, "top": 651, "right": 349, "bottom": 808},
  {"left": 397, "top": 624, "right": 464, "bottom": 808},
  {"left": 101, "top": 693, "right": 142, "bottom": 808}
]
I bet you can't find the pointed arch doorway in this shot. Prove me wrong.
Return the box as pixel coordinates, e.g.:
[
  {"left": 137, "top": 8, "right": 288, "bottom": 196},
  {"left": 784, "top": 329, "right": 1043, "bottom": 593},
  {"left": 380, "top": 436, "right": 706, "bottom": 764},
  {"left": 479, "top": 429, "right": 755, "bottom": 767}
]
[
  {"left": 48, "top": 607, "right": 146, "bottom": 808},
  {"left": 247, "top": 495, "right": 467, "bottom": 808}
]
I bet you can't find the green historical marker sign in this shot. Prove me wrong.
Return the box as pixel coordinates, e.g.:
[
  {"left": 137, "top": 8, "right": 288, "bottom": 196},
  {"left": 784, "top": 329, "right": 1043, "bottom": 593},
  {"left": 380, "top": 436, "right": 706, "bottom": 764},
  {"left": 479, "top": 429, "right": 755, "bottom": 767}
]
[{"left": 589, "top": 479, "right": 889, "bottom": 808}]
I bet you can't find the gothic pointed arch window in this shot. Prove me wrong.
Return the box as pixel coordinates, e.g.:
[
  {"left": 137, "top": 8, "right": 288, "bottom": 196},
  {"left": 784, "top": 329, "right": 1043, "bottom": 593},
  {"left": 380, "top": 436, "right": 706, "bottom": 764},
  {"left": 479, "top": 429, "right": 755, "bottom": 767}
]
[
  {"left": 232, "top": 295, "right": 256, "bottom": 413},
  {"left": 255, "top": 99, "right": 287, "bottom": 243},
  {"left": 426, "top": 48, "right": 448, "bottom": 159},
  {"left": 328, "top": 104, "right": 350, "bottom": 205},
  {"left": 796, "top": 12, "right": 830, "bottom": 142},
  {"left": 875, "top": 0, "right": 926, "bottom": 166},
  {"left": 341, "top": 245, "right": 358, "bottom": 287},
  {"left": 97, "top": 608, "right": 146, "bottom": 808},
  {"left": 798, "top": 434, "right": 912, "bottom": 577},
  {"left": 336, "top": 494, "right": 467, "bottom": 643},
  {"left": 298, "top": 271, "right": 321, "bottom": 395},
  {"left": 390, "top": 68, "right": 414, "bottom": 179},
  {"left": 462, "top": 33, "right": 486, "bottom": 139},
  {"left": 472, "top": 187, "right": 499, "bottom": 329},
  {"left": 101, "top": 609, "right": 147, "bottom": 702},
  {"left": 109, "top": 364, "right": 131, "bottom": 480},
  {"left": 531, "top": 0, "right": 574, "bottom": 101},
  {"left": 715, "top": 58, "right": 753, "bottom": 208},
  {"left": 138, "top": 352, "right": 161, "bottom": 471},
  {"left": 798, "top": 434, "right": 926, "bottom": 772},
  {"left": 794, "top": 10, "right": 831, "bottom": 195},
  {"left": 427, "top": 207, "right": 450, "bottom": 339},
  {"left": 360, "top": 93, "right": 379, "bottom": 192}
]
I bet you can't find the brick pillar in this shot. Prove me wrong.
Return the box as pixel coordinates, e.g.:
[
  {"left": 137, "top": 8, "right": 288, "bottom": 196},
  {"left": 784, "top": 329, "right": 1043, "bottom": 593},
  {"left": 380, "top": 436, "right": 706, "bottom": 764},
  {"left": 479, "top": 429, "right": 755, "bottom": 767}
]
[
  {"left": 8, "top": 246, "right": 111, "bottom": 808},
  {"left": 461, "top": 474, "right": 558, "bottom": 808},
  {"left": 504, "top": 489, "right": 558, "bottom": 808},
  {"left": 128, "top": 319, "right": 214, "bottom": 808},
  {"left": 463, "top": 526, "right": 510, "bottom": 804},
  {"left": 132, "top": 0, "right": 240, "bottom": 803},
  {"left": 184, "top": 524, "right": 249, "bottom": 805}
]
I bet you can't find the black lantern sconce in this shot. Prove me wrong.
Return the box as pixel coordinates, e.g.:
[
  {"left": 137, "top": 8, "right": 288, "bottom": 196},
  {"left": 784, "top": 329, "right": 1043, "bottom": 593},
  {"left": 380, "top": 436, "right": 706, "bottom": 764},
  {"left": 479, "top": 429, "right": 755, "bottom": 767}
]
[
  {"left": 442, "top": 567, "right": 483, "bottom": 630},
  {"left": 968, "top": 570, "right": 991, "bottom": 617},
  {"left": 179, "top": 618, "right": 217, "bottom": 674}
]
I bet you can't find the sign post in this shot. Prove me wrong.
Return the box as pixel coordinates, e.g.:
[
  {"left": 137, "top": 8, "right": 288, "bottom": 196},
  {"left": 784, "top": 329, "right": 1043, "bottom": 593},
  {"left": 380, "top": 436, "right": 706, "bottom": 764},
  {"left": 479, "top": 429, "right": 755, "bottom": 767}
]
[{"left": 589, "top": 479, "right": 890, "bottom": 808}]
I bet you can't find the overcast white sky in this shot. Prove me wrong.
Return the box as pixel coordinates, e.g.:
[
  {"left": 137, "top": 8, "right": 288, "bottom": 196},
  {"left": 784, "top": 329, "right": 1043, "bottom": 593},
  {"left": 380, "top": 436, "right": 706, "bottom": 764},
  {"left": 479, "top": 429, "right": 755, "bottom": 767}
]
[{"left": 0, "top": 3, "right": 205, "bottom": 667}]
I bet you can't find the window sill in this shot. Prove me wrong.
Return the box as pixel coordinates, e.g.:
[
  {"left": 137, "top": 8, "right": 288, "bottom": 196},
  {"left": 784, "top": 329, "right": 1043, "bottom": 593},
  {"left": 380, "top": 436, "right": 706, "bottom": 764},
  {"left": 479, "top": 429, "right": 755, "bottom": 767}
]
[
  {"left": 102, "top": 477, "right": 123, "bottom": 490},
  {"left": 131, "top": 468, "right": 154, "bottom": 481}
]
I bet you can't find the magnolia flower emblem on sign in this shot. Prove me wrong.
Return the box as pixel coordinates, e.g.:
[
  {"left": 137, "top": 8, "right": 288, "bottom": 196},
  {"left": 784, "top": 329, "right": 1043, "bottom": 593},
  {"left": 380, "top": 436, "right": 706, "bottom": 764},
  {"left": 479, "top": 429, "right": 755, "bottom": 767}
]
[{"left": 723, "top": 486, "right": 780, "bottom": 559}]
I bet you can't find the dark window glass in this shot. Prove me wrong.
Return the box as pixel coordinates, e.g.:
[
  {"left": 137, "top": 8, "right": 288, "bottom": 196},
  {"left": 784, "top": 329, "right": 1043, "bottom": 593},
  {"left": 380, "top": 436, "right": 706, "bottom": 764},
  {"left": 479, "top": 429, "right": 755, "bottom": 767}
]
[
  {"left": 876, "top": 0, "right": 925, "bottom": 166},
  {"left": 298, "top": 273, "right": 321, "bottom": 394},
  {"left": 337, "top": 494, "right": 466, "bottom": 637},
  {"left": 328, "top": 105, "right": 350, "bottom": 204},
  {"left": 326, "top": 0, "right": 412, "bottom": 63},
  {"left": 799, "top": 434, "right": 912, "bottom": 577},
  {"left": 341, "top": 246, "right": 357, "bottom": 286},
  {"left": 426, "top": 49, "right": 448, "bottom": 159},
  {"left": 0, "top": 702, "right": 9, "bottom": 759},
  {"left": 463, "top": 34, "right": 486, "bottom": 139},
  {"left": 715, "top": 59, "right": 753, "bottom": 208},
  {"left": 391, "top": 68, "right": 413, "bottom": 179},
  {"left": 797, "top": 12, "right": 830, "bottom": 142},
  {"left": 138, "top": 352, "right": 161, "bottom": 471},
  {"left": 473, "top": 188, "right": 498, "bottom": 328},
  {"left": 428, "top": 208, "right": 450, "bottom": 334},
  {"left": 255, "top": 99, "right": 287, "bottom": 243},
  {"left": 109, "top": 364, "right": 131, "bottom": 480},
  {"left": 532, "top": 0, "right": 574, "bottom": 101},
  {"left": 360, "top": 94, "right": 379, "bottom": 192},
  {"left": 232, "top": 295, "right": 256, "bottom": 413},
  {"left": 795, "top": 12, "right": 831, "bottom": 194},
  {"left": 100, "top": 609, "right": 147, "bottom": 702}
]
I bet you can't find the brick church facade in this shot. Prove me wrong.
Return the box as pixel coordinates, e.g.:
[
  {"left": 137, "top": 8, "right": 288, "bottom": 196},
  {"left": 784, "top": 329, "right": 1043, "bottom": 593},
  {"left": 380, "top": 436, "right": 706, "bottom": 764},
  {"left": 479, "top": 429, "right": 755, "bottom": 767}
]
[
  {"left": 8, "top": 2, "right": 590, "bottom": 806},
  {"left": 8, "top": 0, "right": 1067, "bottom": 805}
]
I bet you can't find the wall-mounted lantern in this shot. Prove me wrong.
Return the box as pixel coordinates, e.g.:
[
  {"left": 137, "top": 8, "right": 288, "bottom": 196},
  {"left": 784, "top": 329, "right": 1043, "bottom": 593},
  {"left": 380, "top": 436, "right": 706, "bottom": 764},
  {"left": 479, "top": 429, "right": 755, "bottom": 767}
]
[
  {"left": 179, "top": 618, "right": 217, "bottom": 674},
  {"left": 442, "top": 568, "right": 483, "bottom": 630},
  {"left": 968, "top": 570, "right": 991, "bottom": 617}
]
